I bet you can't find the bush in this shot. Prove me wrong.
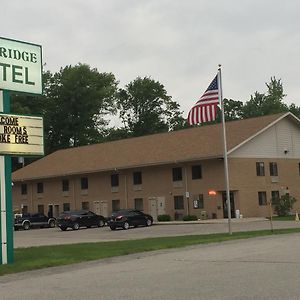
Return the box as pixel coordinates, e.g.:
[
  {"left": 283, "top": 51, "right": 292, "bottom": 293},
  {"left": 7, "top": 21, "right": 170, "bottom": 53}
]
[
  {"left": 273, "top": 194, "right": 297, "bottom": 217},
  {"left": 183, "top": 215, "right": 198, "bottom": 221},
  {"left": 157, "top": 214, "right": 171, "bottom": 222}
]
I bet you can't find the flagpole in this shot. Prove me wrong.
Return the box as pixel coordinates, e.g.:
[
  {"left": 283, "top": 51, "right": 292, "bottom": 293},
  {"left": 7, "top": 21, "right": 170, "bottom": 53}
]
[{"left": 218, "top": 65, "right": 232, "bottom": 235}]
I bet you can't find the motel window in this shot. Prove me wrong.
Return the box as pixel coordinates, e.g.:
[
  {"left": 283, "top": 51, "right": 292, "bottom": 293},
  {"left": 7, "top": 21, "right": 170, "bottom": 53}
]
[
  {"left": 271, "top": 191, "right": 280, "bottom": 203},
  {"left": 81, "top": 177, "right": 88, "bottom": 190},
  {"left": 112, "top": 199, "right": 120, "bottom": 212},
  {"left": 134, "top": 198, "right": 143, "bottom": 211},
  {"left": 22, "top": 205, "right": 28, "bottom": 214},
  {"left": 193, "top": 194, "right": 204, "bottom": 209},
  {"left": 63, "top": 203, "right": 70, "bottom": 212},
  {"left": 269, "top": 162, "right": 278, "bottom": 176},
  {"left": 133, "top": 171, "right": 142, "bottom": 185},
  {"left": 174, "top": 195, "right": 184, "bottom": 210},
  {"left": 111, "top": 174, "right": 119, "bottom": 187},
  {"left": 37, "top": 182, "right": 43, "bottom": 194},
  {"left": 258, "top": 191, "right": 267, "bottom": 206},
  {"left": 298, "top": 163, "right": 300, "bottom": 175},
  {"left": 21, "top": 183, "right": 27, "bottom": 195},
  {"left": 81, "top": 201, "right": 89, "bottom": 210},
  {"left": 172, "top": 167, "right": 182, "bottom": 182},
  {"left": 37, "top": 204, "right": 44, "bottom": 214},
  {"left": 192, "top": 165, "right": 202, "bottom": 180},
  {"left": 62, "top": 179, "right": 69, "bottom": 192},
  {"left": 256, "top": 162, "right": 265, "bottom": 176}
]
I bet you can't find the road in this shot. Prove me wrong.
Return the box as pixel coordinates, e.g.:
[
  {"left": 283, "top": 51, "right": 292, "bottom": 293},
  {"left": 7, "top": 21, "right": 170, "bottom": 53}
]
[
  {"left": 2, "top": 233, "right": 300, "bottom": 299},
  {"left": 14, "top": 218, "right": 300, "bottom": 248}
]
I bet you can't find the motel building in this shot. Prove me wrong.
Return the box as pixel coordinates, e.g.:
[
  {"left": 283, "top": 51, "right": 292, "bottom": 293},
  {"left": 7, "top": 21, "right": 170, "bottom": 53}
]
[{"left": 11, "top": 112, "right": 300, "bottom": 221}]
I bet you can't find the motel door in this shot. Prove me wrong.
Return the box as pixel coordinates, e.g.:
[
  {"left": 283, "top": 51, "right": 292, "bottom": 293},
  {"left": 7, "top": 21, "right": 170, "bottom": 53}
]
[
  {"left": 149, "top": 198, "right": 158, "bottom": 221},
  {"left": 100, "top": 202, "right": 108, "bottom": 218},
  {"left": 93, "top": 201, "right": 101, "bottom": 215},
  {"left": 222, "top": 192, "right": 235, "bottom": 218}
]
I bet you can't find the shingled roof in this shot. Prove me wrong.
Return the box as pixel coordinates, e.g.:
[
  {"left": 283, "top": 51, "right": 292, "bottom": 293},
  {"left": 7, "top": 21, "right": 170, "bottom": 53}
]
[{"left": 12, "top": 113, "right": 295, "bottom": 181}]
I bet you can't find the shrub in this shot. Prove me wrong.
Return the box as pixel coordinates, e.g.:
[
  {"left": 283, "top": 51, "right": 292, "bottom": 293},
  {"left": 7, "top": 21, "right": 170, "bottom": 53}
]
[
  {"left": 183, "top": 215, "right": 198, "bottom": 221},
  {"left": 273, "top": 194, "right": 297, "bottom": 217},
  {"left": 157, "top": 214, "right": 171, "bottom": 222}
]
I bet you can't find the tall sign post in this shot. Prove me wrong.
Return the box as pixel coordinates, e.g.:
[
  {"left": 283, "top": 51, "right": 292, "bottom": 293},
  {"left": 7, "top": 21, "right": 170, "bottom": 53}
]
[{"left": 0, "top": 37, "right": 43, "bottom": 264}]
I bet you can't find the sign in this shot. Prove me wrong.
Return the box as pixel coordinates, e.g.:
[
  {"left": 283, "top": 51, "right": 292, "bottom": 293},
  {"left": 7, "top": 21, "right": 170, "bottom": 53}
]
[
  {"left": 208, "top": 190, "right": 217, "bottom": 196},
  {"left": 0, "top": 37, "right": 42, "bottom": 94},
  {"left": 0, "top": 113, "right": 43, "bottom": 155}
]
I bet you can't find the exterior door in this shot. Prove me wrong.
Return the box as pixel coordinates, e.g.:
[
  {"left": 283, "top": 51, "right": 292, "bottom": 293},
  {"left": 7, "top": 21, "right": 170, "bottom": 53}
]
[
  {"left": 222, "top": 192, "right": 235, "bottom": 218},
  {"left": 157, "top": 197, "right": 166, "bottom": 216},
  {"left": 54, "top": 205, "right": 59, "bottom": 218},
  {"left": 149, "top": 198, "right": 158, "bottom": 221},
  {"left": 93, "top": 201, "right": 101, "bottom": 215},
  {"left": 100, "top": 202, "right": 108, "bottom": 217}
]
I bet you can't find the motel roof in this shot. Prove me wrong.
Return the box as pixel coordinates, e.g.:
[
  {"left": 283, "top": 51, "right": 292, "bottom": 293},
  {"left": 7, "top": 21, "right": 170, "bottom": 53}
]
[{"left": 12, "top": 112, "right": 299, "bottom": 181}]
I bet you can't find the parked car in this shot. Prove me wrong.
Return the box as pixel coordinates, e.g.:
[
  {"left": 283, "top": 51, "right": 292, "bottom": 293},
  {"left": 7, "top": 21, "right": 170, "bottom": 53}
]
[
  {"left": 107, "top": 209, "right": 153, "bottom": 230},
  {"left": 57, "top": 210, "right": 106, "bottom": 231},
  {"left": 14, "top": 213, "right": 56, "bottom": 230}
]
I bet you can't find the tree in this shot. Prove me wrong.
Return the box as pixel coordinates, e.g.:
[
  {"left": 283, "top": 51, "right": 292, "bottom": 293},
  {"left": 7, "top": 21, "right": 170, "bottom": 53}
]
[
  {"left": 273, "top": 194, "right": 297, "bottom": 217},
  {"left": 223, "top": 98, "right": 244, "bottom": 121},
  {"left": 45, "top": 64, "right": 118, "bottom": 152},
  {"left": 242, "top": 77, "right": 288, "bottom": 118},
  {"left": 117, "top": 77, "right": 185, "bottom": 137}
]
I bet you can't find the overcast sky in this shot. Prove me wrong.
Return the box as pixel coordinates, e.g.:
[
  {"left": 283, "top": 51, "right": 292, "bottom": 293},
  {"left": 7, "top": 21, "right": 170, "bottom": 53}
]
[{"left": 2, "top": 0, "right": 300, "bottom": 125}]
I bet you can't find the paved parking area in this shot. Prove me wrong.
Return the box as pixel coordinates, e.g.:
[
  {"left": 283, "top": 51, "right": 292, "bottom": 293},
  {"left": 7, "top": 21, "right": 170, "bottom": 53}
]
[{"left": 14, "top": 218, "right": 300, "bottom": 248}]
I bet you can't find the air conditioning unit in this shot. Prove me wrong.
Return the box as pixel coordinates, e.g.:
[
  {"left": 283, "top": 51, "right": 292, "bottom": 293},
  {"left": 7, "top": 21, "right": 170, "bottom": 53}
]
[{"left": 271, "top": 176, "right": 279, "bottom": 183}]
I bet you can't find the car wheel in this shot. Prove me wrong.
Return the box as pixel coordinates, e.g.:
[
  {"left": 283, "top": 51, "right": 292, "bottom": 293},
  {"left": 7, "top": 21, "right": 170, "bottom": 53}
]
[
  {"left": 60, "top": 226, "right": 67, "bottom": 231},
  {"left": 98, "top": 219, "right": 105, "bottom": 227},
  {"left": 23, "top": 222, "right": 30, "bottom": 230},
  {"left": 110, "top": 226, "right": 116, "bottom": 230},
  {"left": 72, "top": 222, "right": 80, "bottom": 230},
  {"left": 146, "top": 219, "right": 153, "bottom": 227},
  {"left": 49, "top": 220, "right": 56, "bottom": 228},
  {"left": 123, "top": 221, "right": 130, "bottom": 230}
]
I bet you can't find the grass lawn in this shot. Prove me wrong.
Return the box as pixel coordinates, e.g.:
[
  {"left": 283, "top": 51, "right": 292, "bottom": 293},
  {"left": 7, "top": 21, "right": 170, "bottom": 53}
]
[
  {"left": 1, "top": 228, "right": 300, "bottom": 276},
  {"left": 269, "top": 215, "right": 297, "bottom": 221}
]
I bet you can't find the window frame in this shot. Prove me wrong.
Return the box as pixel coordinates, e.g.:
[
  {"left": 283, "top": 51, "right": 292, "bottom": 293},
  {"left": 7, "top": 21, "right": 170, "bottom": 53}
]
[
  {"left": 62, "top": 179, "right": 69, "bottom": 192},
  {"left": 133, "top": 171, "right": 142, "bottom": 185},
  {"left": 174, "top": 195, "right": 184, "bottom": 210},
  {"left": 37, "top": 182, "right": 43, "bottom": 194},
  {"left": 81, "top": 177, "right": 88, "bottom": 190},
  {"left": 111, "top": 174, "right": 119, "bottom": 187},
  {"left": 258, "top": 191, "right": 267, "bottom": 206},
  {"left": 192, "top": 165, "right": 202, "bottom": 180},
  {"left": 256, "top": 162, "right": 265, "bottom": 176},
  {"left": 269, "top": 162, "right": 278, "bottom": 176},
  {"left": 21, "top": 183, "right": 27, "bottom": 195},
  {"left": 172, "top": 167, "right": 183, "bottom": 182}
]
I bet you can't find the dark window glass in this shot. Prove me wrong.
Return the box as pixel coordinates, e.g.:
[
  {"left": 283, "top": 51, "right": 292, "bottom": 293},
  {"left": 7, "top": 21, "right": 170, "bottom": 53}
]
[
  {"left": 81, "top": 201, "right": 89, "bottom": 210},
  {"left": 81, "top": 177, "right": 88, "bottom": 190},
  {"left": 63, "top": 203, "right": 70, "bottom": 211},
  {"left": 112, "top": 199, "right": 120, "bottom": 211},
  {"left": 22, "top": 205, "right": 28, "bottom": 214},
  {"left": 172, "top": 167, "right": 182, "bottom": 181},
  {"left": 258, "top": 191, "right": 267, "bottom": 206},
  {"left": 256, "top": 162, "right": 265, "bottom": 176},
  {"left": 192, "top": 165, "right": 202, "bottom": 180},
  {"left": 62, "top": 179, "right": 69, "bottom": 191},
  {"left": 193, "top": 194, "right": 204, "bottom": 209},
  {"left": 133, "top": 171, "right": 142, "bottom": 185},
  {"left": 37, "top": 182, "right": 43, "bottom": 193},
  {"left": 21, "top": 183, "right": 27, "bottom": 195},
  {"left": 174, "top": 195, "right": 184, "bottom": 209},
  {"left": 111, "top": 174, "right": 119, "bottom": 187},
  {"left": 269, "top": 162, "right": 278, "bottom": 176},
  {"left": 299, "top": 163, "right": 300, "bottom": 175},
  {"left": 271, "top": 191, "right": 280, "bottom": 203},
  {"left": 37, "top": 204, "right": 44, "bottom": 214},
  {"left": 134, "top": 198, "right": 143, "bottom": 211}
]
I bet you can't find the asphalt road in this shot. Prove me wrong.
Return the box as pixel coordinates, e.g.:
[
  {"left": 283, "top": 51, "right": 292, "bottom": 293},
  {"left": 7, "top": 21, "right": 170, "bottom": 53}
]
[
  {"left": 14, "top": 218, "right": 300, "bottom": 248},
  {"left": 2, "top": 233, "right": 300, "bottom": 299}
]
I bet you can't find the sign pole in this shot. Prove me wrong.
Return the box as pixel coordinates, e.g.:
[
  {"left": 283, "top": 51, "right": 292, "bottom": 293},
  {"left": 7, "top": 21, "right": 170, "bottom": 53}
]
[{"left": 0, "top": 90, "right": 13, "bottom": 264}]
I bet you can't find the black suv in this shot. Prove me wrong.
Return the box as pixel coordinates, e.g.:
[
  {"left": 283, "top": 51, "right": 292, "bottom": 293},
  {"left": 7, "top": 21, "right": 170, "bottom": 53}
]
[
  {"left": 57, "top": 210, "right": 106, "bottom": 231},
  {"left": 107, "top": 209, "right": 153, "bottom": 230},
  {"left": 14, "top": 213, "right": 56, "bottom": 230}
]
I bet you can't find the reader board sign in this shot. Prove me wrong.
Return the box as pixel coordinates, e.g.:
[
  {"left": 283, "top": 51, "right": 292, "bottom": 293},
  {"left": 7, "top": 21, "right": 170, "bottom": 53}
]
[
  {"left": 0, "top": 113, "right": 43, "bottom": 155},
  {"left": 0, "top": 37, "right": 42, "bottom": 94}
]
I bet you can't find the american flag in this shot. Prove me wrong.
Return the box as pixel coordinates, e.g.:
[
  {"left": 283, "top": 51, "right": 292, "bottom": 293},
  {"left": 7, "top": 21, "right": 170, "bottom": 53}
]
[{"left": 188, "top": 75, "right": 220, "bottom": 125}]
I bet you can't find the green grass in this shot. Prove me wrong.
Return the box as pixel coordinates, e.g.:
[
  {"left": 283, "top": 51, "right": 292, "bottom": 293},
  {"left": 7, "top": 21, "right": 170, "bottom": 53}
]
[
  {"left": 269, "top": 215, "right": 297, "bottom": 221},
  {"left": 1, "top": 228, "right": 300, "bottom": 276}
]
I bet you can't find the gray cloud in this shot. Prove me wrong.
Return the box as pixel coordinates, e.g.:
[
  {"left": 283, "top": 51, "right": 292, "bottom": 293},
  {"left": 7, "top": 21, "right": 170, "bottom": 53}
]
[{"left": 1, "top": 0, "right": 299, "bottom": 121}]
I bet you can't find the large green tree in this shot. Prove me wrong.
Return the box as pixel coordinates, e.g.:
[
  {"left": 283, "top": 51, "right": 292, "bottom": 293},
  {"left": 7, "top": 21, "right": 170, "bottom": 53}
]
[
  {"left": 116, "top": 77, "right": 186, "bottom": 137},
  {"left": 242, "top": 77, "right": 289, "bottom": 118}
]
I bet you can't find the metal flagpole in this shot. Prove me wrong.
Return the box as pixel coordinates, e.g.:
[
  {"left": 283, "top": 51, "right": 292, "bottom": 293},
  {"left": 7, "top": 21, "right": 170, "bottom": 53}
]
[{"left": 218, "top": 65, "right": 232, "bottom": 235}]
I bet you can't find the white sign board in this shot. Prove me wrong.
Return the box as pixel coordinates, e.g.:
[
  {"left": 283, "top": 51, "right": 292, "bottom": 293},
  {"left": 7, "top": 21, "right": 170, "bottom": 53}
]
[
  {"left": 0, "top": 37, "right": 42, "bottom": 94},
  {"left": 0, "top": 113, "right": 43, "bottom": 155}
]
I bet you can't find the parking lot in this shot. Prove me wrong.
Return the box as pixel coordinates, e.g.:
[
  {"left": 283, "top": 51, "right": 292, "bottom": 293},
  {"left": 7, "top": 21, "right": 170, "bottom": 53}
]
[{"left": 14, "top": 218, "right": 300, "bottom": 248}]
